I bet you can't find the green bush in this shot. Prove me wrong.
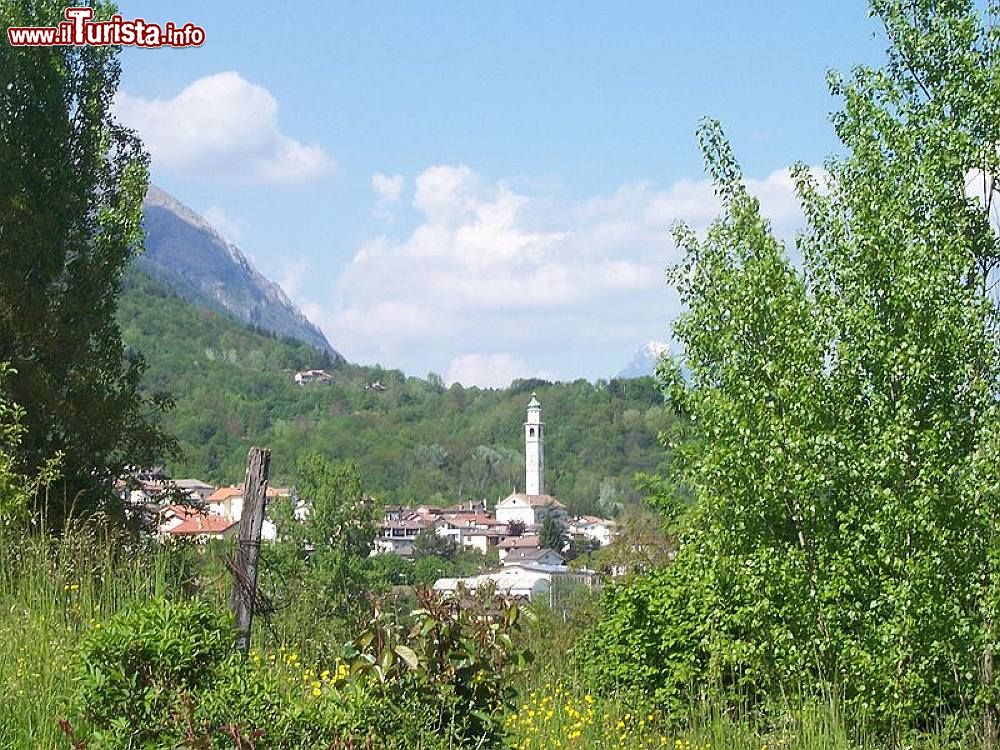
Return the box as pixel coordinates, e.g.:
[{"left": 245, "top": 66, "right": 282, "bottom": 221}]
[
  {"left": 576, "top": 547, "right": 711, "bottom": 715},
  {"left": 71, "top": 597, "right": 233, "bottom": 746},
  {"left": 66, "top": 590, "right": 534, "bottom": 749}
]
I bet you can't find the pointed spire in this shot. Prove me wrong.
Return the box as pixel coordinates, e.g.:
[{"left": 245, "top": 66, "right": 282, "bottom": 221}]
[{"left": 527, "top": 392, "right": 541, "bottom": 408}]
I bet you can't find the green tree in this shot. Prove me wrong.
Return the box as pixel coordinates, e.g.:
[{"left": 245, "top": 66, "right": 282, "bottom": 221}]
[
  {"left": 0, "top": 364, "right": 59, "bottom": 528},
  {"left": 0, "top": 1, "right": 174, "bottom": 526},
  {"left": 412, "top": 554, "right": 457, "bottom": 586},
  {"left": 412, "top": 528, "right": 458, "bottom": 562},
  {"left": 588, "top": 0, "right": 1000, "bottom": 734},
  {"left": 269, "top": 454, "right": 377, "bottom": 651},
  {"left": 539, "top": 515, "right": 567, "bottom": 552}
]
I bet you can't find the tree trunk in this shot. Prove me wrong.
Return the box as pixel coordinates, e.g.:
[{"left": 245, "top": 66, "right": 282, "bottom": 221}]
[{"left": 231, "top": 447, "right": 270, "bottom": 654}]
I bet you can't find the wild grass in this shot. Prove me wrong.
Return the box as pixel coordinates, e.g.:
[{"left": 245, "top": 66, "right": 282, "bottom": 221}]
[
  {"left": 0, "top": 528, "right": 984, "bottom": 749},
  {"left": 0, "top": 525, "right": 176, "bottom": 749}
]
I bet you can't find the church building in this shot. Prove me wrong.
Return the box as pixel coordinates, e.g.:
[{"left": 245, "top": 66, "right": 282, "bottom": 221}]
[{"left": 495, "top": 393, "right": 567, "bottom": 528}]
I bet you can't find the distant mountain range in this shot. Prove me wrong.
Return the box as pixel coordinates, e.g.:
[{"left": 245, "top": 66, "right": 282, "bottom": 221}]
[
  {"left": 138, "top": 185, "right": 338, "bottom": 356},
  {"left": 618, "top": 340, "right": 670, "bottom": 379}
]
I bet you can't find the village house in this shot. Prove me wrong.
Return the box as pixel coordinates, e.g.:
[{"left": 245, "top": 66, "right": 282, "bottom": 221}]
[
  {"left": 501, "top": 547, "right": 565, "bottom": 567},
  {"left": 496, "top": 534, "right": 541, "bottom": 561},
  {"left": 166, "top": 513, "right": 239, "bottom": 542},
  {"left": 294, "top": 369, "right": 333, "bottom": 385},
  {"left": 567, "top": 515, "right": 617, "bottom": 547},
  {"left": 171, "top": 478, "right": 217, "bottom": 503},
  {"left": 434, "top": 513, "right": 506, "bottom": 554},
  {"left": 206, "top": 484, "right": 290, "bottom": 541},
  {"left": 373, "top": 517, "right": 429, "bottom": 556}
]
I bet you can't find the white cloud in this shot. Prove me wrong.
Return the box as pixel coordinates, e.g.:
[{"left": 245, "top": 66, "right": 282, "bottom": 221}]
[
  {"left": 446, "top": 353, "right": 554, "bottom": 389},
  {"left": 116, "top": 72, "right": 334, "bottom": 183},
  {"left": 315, "top": 163, "right": 812, "bottom": 382},
  {"left": 372, "top": 172, "right": 405, "bottom": 221}
]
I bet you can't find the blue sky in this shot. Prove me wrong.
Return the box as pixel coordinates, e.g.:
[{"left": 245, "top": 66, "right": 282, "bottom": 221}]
[{"left": 115, "top": 1, "right": 885, "bottom": 386}]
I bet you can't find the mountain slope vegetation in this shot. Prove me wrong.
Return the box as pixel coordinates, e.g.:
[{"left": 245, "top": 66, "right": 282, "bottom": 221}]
[{"left": 119, "top": 270, "right": 674, "bottom": 513}]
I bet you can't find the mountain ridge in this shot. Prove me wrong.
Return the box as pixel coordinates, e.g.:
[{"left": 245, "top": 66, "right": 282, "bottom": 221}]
[{"left": 138, "top": 185, "right": 338, "bottom": 356}]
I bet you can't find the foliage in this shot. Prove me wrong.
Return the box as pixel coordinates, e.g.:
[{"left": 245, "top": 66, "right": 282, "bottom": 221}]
[
  {"left": 61, "top": 582, "right": 535, "bottom": 750},
  {"left": 576, "top": 546, "right": 710, "bottom": 712},
  {"left": 539, "top": 515, "right": 568, "bottom": 552},
  {"left": 412, "top": 554, "right": 457, "bottom": 586},
  {"left": 584, "top": 0, "right": 1000, "bottom": 736},
  {"left": 0, "top": 525, "right": 183, "bottom": 749},
  {"left": 584, "top": 504, "right": 674, "bottom": 576},
  {"left": 267, "top": 455, "right": 378, "bottom": 655},
  {"left": 0, "top": 2, "right": 174, "bottom": 527},
  {"left": 0, "top": 364, "right": 60, "bottom": 528},
  {"left": 364, "top": 552, "right": 415, "bottom": 588},
  {"left": 117, "top": 270, "right": 675, "bottom": 513},
  {"left": 71, "top": 597, "right": 233, "bottom": 746},
  {"left": 341, "top": 587, "right": 535, "bottom": 750},
  {"left": 412, "top": 527, "right": 458, "bottom": 561}
]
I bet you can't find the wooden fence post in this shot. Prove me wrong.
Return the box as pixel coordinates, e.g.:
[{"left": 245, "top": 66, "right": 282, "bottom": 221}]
[{"left": 231, "top": 447, "right": 270, "bottom": 654}]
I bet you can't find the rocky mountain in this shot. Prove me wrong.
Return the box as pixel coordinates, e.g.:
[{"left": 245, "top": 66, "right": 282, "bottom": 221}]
[
  {"left": 618, "top": 340, "right": 670, "bottom": 379},
  {"left": 138, "top": 185, "right": 338, "bottom": 356}
]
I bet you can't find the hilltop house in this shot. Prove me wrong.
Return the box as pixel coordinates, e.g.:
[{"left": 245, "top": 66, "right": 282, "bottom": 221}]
[{"left": 294, "top": 369, "right": 333, "bottom": 385}]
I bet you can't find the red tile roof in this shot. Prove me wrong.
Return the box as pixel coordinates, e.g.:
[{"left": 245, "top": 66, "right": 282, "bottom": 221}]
[
  {"left": 207, "top": 485, "right": 290, "bottom": 502},
  {"left": 207, "top": 485, "right": 242, "bottom": 502},
  {"left": 167, "top": 514, "right": 237, "bottom": 536},
  {"left": 498, "top": 535, "right": 540, "bottom": 549},
  {"left": 499, "top": 493, "right": 566, "bottom": 509}
]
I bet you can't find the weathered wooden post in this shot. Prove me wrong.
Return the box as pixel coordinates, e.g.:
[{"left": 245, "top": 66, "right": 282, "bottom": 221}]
[{"left": 231, "top": 447, "right": 270, "bottom": 654}]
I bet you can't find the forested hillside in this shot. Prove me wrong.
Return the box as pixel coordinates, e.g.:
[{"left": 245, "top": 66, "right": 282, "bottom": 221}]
[{"left": 119, "top": 270, "right": 673, "bottom": 513}]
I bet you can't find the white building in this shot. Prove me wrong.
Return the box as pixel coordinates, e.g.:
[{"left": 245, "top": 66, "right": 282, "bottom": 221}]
[
  {"left": 171, "top": 478, "right": 216, "bottom": 503},
  {"left": 501, "top": 547, "right": 565, "bottom": 567},
  {"left": 495, "top": 393, "right": 569, "bottom": 527},
  {"left": 568, "top": 516, "right": 617, "bottom": 547},
  {"left": 525, "top": 393, "right": 544, "bottom": 495},
  {"left": 294, "top": 369, "right": 333, "bottom": 385},
  {"left": 206, "top": 485, "right": 288, "bottom": 542},
  {"left": 495, "top": 493, "right": 567, "bottom": 527},
  {"left": 434, "top": 568, "right": 553, "bottom": 601},
  {"left": 434, "top": 555, "right": 594, "bottom": 603},
  {"left": 373, "top": 518, "right": 427, "bottom": 556},
  {"left": 434, "top": 513, "right": 504, "bottom": 554}
]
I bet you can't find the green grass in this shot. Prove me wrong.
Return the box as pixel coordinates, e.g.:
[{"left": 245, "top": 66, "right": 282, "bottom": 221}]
[
  {"left": 0, "top": 526, "right": 176, "bottom": 748},
  {"left": 0, "top": 528, "right": 984, "bottom": 749}
]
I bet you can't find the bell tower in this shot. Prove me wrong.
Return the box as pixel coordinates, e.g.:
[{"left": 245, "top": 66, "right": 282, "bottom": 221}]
[{"left": 524, "top": 393, "right": 544, "bottom": 495}]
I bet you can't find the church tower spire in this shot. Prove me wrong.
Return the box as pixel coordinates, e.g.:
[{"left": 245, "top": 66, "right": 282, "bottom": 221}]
[{"left": 524, "top": 393, "right": 544, "bottom": 495}]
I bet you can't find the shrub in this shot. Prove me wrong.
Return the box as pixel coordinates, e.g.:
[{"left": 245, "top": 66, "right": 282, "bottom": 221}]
[
  {"left": 71, "top": 597, "right": 232, "bottom": 746},
  {"left": 66, "top": 589, "right": 535, "bottom": 749},
  {"left": 576, "top": 547, "right": 711, "bottom": 715}
]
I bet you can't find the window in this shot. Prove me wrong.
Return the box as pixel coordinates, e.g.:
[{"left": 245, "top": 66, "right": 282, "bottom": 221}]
[{"left": 529, "top": 427, "right": 535, "bottom": 436}]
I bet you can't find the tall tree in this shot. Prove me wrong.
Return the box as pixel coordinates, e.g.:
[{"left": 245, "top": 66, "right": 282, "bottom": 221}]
[
  {"left": 0, "top": 1, "right": 173, "bottom": 525},
  {"left": 268, "top": 454, "right": 377, "bottom": 650},
  {"left": 583, "top": 0, "right": 1000, "bottom": 734},
  {"left": 539, "top": 515, "right": 567, "bottom": 552}
]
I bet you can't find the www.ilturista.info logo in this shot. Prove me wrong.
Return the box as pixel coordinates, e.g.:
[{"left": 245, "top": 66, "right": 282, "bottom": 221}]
[{"left": 7, "top": 7, "right": 205, "bottom": 48}]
